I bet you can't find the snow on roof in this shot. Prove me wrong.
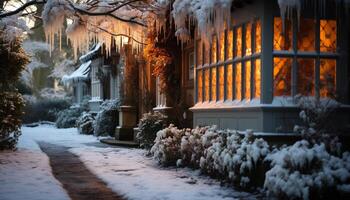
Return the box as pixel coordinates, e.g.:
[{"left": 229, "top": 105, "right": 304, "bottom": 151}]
[
  {"left": 62, "top": 60, "right": 91, "bottom": 84},
  {"left": 79, "top": 43, "right": 101, "bottom": 63}
]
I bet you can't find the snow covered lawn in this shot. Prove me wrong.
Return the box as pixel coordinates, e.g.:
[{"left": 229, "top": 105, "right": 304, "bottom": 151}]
[{"left": 0, "top": 125, "right": 257, "bottom": 200}]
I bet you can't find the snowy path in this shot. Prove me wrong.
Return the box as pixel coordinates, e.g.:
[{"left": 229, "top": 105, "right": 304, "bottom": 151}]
[{"left": 0, "top": 125, "right": 258, "bottom": 200}]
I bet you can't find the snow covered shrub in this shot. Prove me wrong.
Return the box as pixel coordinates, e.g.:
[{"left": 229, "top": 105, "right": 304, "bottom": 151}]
[
  {"left": 294, "top": 96, "right": 342, "bottom": 155},
  {"left": 137, "top": 112, "right": 167, "bottom": 149},
  {"left": 200, "top": 129, "right": 270, "bottom": 188},
  {"left": 55, "top": 106, "right": 84, "bottom": 128},
  {"left": 76, "top": 112, "right": 94, "bottom": 135},
  {"left": 93, "top": 99, "right": 120, "bottom": 137},
  {"left": 264, "top": 140, "right": 350, "bottom": 199},
  {"left": 151, "top": 124, "right": 186, "bottom": 166}
]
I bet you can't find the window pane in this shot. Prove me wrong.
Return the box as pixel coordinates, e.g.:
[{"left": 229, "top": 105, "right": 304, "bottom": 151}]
[
  {"left": 298, "top": 18, "right": 316, "bottom": 51},
  {"left": 196, "top": 40, "right": 202, "bottom": 66},
  {"left": 235, "top": 62, "right": 242, "bottom": 100},
  {"left": 226, "top": 64, "right": 233, "bottom": 100},
  {"left": 320, "top": 59, "right": 336, "bottom": 98},
  {"left": 245, "top": 23, "right": 252, "bottom": 56},
  {"left": 274, "top": 17, "right": 292, "bottom": 51},
  {"left": 320, "top": 20, "right": 337, "bottom": 53},
  {"left": 218, "top": 66, "right": 224, "bottom": 100},
  {"left": 227, "top": 29, "right": 233, "bottom": 59},
  {"left": 219, "top": 31, "right": 225, "bottom": 61},
  {"left": 211, "top": 36, "right": 217, "bottom": 63},
  {"left": 245, "top": 61, "right": 251, "bottom": 99},
  {"left": 204, "top": 68, "right": 210, "bottom": 101},
  {"left": 211, "top": 67, "right": 217, "bottom": 101},
  {"left": 254, "top": 59, "right": 261, "bottom": 98},
  {"left": 204, "top": 44, "right": 210, "bottom": 64},
  {"left": 255, "top": 20, "right": 262, "bottom": 53},
  {"left": 274, "top": 57, "right": 292, "bottom": 96},
  {"left": 235, "top": 26, "right": 242, "bottom": 57},
  {"left": 297, "top": 59, "right": 315, "bottom": 96},
  {"left": 197, "top": 70, "right": 203, "bottom": 102}
]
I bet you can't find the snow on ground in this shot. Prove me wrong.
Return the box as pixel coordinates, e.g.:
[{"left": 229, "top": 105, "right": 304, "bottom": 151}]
[{"left": 1, "top": 125, "right": 257, "bottom": 200}]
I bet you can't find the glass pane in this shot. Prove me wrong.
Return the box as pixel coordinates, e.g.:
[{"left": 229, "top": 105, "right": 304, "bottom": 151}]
[
  {"left": 245, "top": 61, "right": 251, "bottom": 99},
  {"left": 204, "top": 68, "right": 210, "bottom": 101},
  {"left": 219, "top": 31, "right": 225, "bottom": 61},
  {"left": 320, "top": 20, "right": 337, "bottom": 53},
  {"left": 196, "top": 40, "right": 202, "bottom": 66},
  {"left": 254, "top": 59, "right": 261, "bottom": 98},
  {"left": 227, "top": 29, "right": 233, "bottom": 59},
  {"left": 274, "top": 57, "right": 292, "bottom": 96},
  {"left": 204, "top": 44, "right": 210, "bottom": 64},
  {"left": 245, "top": 23, "right": 252, "bottom": 56},
  {"left": 274, "top": 17, "right": 292, "bottom": 51},
  {"left": 297, "top": 59, "right": 315, "bottom": 96},
  {"left": 211, "top": 67, "right": 217, "bottom": 101},
  {"left": 320, "top": 59, "right": 336, "bottom": 98},
  {"left": 298, "top": 18, "right": 316, "bottom": 51},
  {"left": 235, "top": 62, "right": 242, "bottom": 100},
  {"left": 197, "top": 70, "right": 203, "bottom": 102},
  {"left": 235, "top": 26, "right": 242, "bottom": 57},
  {"left": 211, "top": 36, "right": 217, "bottom": 63},
  {"left": 227, "top": 64, "right": 233, "bottom": 100},
  {"left": 255, "top": 20, "right": 262, "bottom": 53},
  {"left": 219, "top": 66, "right": 224, "bottom": 100}
]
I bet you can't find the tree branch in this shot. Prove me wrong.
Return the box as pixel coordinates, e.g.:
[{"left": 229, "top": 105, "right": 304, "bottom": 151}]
[{"left": 0, "top": 0, "right": 46, "bottom": 18}]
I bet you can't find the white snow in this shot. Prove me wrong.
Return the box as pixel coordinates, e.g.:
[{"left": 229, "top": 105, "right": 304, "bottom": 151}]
[
  {"left": 0, "top": 125, "right": 257, "bottom": 200},
  {"left": 62, "top": 60, "right": 91, "bottom": 84}
]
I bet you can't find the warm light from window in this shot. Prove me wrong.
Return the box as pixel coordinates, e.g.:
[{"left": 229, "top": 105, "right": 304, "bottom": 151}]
[
  {"left": 227, "top": 30, "right": 233, "bottom": 59},
  {"left": 297, "top": 59, "right": 315, "bottom": 96},
  {"left": 274, "top": 17, "right": 292, "bottom": 51},
  {"left": 211, "top": 36, "right": 217, "bottom": 63},
  {"left": 227, "top": 64, "right": 233, "bottom": 100},
  {"left": 235, "top": 62, "right": 242, "bottom": 100},
  {"left": 211, "top": 68, "right": 217, "bottom": 101},
  {"left": 298, "top": 19, "right": 316, "bottom": 51},
  {"left": 274, "top": 57, "right": 292, "bottom": 96},
  {"left": 204, "top": 45, "right": 209, "bottom": 64},
  {"left": 219, "top": 66, "right": 224, "bottom": 100},
  {"left": 320, "top": 20, "right": 337, "bottom": 52},
  {"left": 255, "top": 20, "right": 262, "bottom": 53},
  {"left": 245, "top": 23, "right": 252, "bottom": 56},
  {"left": 254, "top": 59, "right": 261, "bottom": 98},
  {"left": 235, "top": 27, "right": 242, "bottom": 57},
  {"left": 245, "top": 61, "right": 251, "bottom": 99},
  {"left": 196, "top": 40, "right": 202, "bottom": 66},
  {"left": 197, "top": 70, "right": 203, "bottom": 102},
  {"left": 205, "top": 69, "right": 210, "bottom": 101},
  {"left": 219, "top": 32, "right": 225, "bottom": 61},
  {"left": 320, "top": 59, "right": 336, "bottom": 97}
]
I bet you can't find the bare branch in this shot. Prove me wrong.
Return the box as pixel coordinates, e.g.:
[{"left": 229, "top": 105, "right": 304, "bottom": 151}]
[{"left": 0, "top": 0, "right": 46, "bottom": 18}]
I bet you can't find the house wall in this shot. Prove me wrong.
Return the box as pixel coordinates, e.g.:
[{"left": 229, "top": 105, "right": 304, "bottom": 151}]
[{"left": 89, "top": 57, "right": 104, "bottom": 112}]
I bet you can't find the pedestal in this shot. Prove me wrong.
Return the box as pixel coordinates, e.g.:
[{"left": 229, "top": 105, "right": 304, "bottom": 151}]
[{"left": 115, "top": 105, "right": 137, "bottom": 141}]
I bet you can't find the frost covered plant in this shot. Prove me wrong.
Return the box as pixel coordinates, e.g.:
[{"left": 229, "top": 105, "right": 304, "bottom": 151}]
[
  {"left": 93, "top": 99, "right": 120, "bottom": 136},
  {"left": 137, "top": 112, "right": 167, "bottom": 149},
  {"left": 151, "top": 124, "right": 186, "bottom": 166},
  {"left": 76, "top": 112, "right": 94, "bottom": 135},
  {"left": 264, "top": 140, "right": 350, "bottom": 199}
]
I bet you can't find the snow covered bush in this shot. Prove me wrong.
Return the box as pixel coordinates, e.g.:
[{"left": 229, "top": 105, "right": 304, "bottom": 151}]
[
  {"left": 136, "top": 112, "right": 167, "bottom": 149},
  {"left": 76, "top": 112, "right": 94, "bottom": 135},
  {"left": 264, "top": 140, "right": 350, "bottom": 199},
  {"left": 93, "top": 99, "right": 120, "bottom": 137},
  {"left": 151, "top": 124, "right": 186, "bottom": 166},
  {"left": 55, "top": 97, "right": 89, "bottom": 128}
]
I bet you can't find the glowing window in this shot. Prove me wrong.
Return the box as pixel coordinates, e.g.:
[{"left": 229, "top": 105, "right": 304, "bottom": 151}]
[
  {"left": 274, "top": 57, "right": 292, "bottom": 96},
  {"left": 211, "top": 36, "right": 217, "bottom": 63},
  {"left": 197, "top": 70, "right": 203, "bottom": 102},
  {"left": 255, "top": 20, "right": 262, "bottom": 53},
  {"left": 204, "top": 44, "right": 210, "bottom": 64},
  {"left": 219, "top": 32, "right": 225, "bottom": 61},
  {"left": 298, "top": 19, "right": 316, "bottom": 51},
  {"left": 297, "top": 59, "right": 315, "bottom": 96},
  {"left": 211, "top": 68, "right": 217, "bottom": 101},
  {"left": 245, "top": 23, "right": 252, "bottom": 56},
  {"left": 320, "top": 59, "right": 336, "bottom": 98},
  {"left": 245, "top": 61, "right": 251, "bottom": 99},
  {"left": 235, "top": 62, "right": 242, "bottom": 100},
  {"left": 320, "top": 20, "right": 337, "bottom": 52},
  {"left": 218, "top": 66, "right": 224, "bottom": 100},
  {"left": 227, "top": 30, "right": 233, "bottom": 59},
  {"left": 204, "top": 69, "right": 210, "bottom": 101},
  {"left": 273, "top": 17, "right": 292, "bottom": 51},
  {"left": 254, "top": 59, "right": 261, "bottom": 98},
  {"left": 196, "top": 40, "right": 202, "bottom": 66},
  {"left": 235, "top": 27, "right": 242, "bottom": 57},
  {"left": 226, "top": 64, "right": 233, "bottom": 100}
]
